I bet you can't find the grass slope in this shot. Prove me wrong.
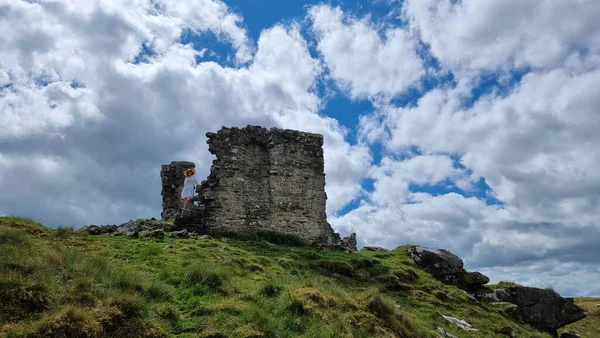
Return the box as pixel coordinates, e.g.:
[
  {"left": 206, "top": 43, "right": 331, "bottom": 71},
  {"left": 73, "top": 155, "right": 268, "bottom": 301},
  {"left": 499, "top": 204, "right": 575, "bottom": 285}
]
[
  {"left": 0, "top": 216, "right": 574, "bottom": 337},
  {"left": 560, "top": 297, "right": 600, "bottom": 338}
]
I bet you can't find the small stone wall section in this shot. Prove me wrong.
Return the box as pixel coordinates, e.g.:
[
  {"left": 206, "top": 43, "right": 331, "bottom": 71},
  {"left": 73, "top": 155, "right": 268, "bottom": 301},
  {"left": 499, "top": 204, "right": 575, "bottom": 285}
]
[
  {"left": 160, "top": 161, "right": 195, "bottom": 220},
  {"left": 161, "top": 126, "right": 355, "bottom": 248}
]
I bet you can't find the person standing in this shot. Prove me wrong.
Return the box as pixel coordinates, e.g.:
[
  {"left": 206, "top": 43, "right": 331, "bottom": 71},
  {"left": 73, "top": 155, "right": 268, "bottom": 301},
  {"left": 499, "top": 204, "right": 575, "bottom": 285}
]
[{"left": 181, "top": 168, "right": 198, "bottom": 215}]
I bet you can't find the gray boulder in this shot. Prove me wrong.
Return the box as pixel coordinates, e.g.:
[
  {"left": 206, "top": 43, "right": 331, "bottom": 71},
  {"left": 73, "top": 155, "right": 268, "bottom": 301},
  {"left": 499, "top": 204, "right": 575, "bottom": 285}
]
[
  {"left": 117, "top": 220, "right": 143, "bottom": 236},
  {"left": 408, "top": 246, "right": 489, "bottom": 290},
  {"left": 117, "top": 218, "right": 164, "bottom": 237},
  {"left": 441, "top": 315, "right": 478, "bottom": 332},
  {"left": 140, "top": 229, "right": 165, "bottom": 239},
  {"left": 79, "top": 224, "right": 117, "bottom": 235},
  {"left": 171, "top": 229, "right": 190, "bottom": 238},
  {"left": 339, "top": 233, "right": 357, "bottom": 251},
  {"left": 492, "top": 287, "right": 585, "bottom": 337},
  {"left": 80, "top": 225, "right": 103, "bottom": 235}
]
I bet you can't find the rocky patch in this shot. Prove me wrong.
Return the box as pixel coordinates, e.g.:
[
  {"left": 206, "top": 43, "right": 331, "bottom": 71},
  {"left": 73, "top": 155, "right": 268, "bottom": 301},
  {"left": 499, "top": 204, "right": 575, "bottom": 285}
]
[
  {"left": 408, "top": 246, "right": 489, "bottom": 291},
  {"left": 79, "top": 218, "right": 172, "bottom": 237},
  {"left": 409, "top": 246, "right": 585, "bottom": 337},
  {"left": 477, "top": 287, "right": 585, "bottom": 337},
  {"left": 441, "top": 315, "right": 478, "bottom": 332}
]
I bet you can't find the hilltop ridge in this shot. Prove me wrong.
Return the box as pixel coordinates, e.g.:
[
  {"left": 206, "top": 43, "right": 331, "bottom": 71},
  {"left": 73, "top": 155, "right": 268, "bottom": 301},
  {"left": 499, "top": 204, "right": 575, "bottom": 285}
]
[{"left": 1, "top": 216, "right": 597, "bottom": 337}]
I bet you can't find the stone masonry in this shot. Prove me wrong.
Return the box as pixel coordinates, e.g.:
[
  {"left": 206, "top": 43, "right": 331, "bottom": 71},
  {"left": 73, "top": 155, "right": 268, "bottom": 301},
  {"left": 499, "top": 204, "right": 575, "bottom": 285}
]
[
  {"left": 160, "top": 161, "right": 196, "bottom": 220},
  {"left": 161, "top": 125, "right": 355, "bottom": 247}
]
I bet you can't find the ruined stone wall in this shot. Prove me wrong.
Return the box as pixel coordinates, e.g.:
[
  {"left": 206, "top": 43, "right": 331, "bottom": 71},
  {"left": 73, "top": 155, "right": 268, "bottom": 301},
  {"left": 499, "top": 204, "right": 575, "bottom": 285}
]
[
  {"left": 160, "top": 161, "right": 195, "bottom": 220},
  {"left": 161, "top": 126, "right": 354, "bottom": 247}
]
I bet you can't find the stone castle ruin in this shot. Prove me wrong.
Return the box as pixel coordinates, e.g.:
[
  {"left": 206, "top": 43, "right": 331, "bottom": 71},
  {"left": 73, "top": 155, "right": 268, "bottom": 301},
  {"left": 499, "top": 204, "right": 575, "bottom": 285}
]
[{"left": 161, "top": 126, "right": 356, "bottom": 248}]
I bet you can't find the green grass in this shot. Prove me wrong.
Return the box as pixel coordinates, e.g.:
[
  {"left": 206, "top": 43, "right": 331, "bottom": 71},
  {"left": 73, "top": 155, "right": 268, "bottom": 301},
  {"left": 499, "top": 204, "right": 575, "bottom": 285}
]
[
  {"left": 560, "top": 297, "right": 600, "bottom": 338},
  {"left": 0, "top": 216, "right": 568, "bottom": 337}
]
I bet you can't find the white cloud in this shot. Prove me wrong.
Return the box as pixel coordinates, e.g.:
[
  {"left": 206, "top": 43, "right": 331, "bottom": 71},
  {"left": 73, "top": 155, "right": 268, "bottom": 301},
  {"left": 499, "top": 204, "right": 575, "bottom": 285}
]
[
  {"left": 402, "top": 0, "right": 600, "bottom": 72},
  {"left": 0, "top": 0, "right": 254, "bottom": 139},
  {"left": 336, "top": 0, "right": 600, "bottom": 296},
  {"left": 331, "top": 154, "right": 480, "bottom": 248},
  {"left": 309, "top": 4, "right": 424, "bottom": 99},
  {"left": 332, "top": 188, "right": 494, "bottom": 256},
  {"left": 350, "top": 66, "right": 600, "bottom": 295},
  {"left": 0, "top": 0, "right": 370, "bottom": 227},
  {"left": 480, "top": 261, "right": 600, "bottom": 297}
]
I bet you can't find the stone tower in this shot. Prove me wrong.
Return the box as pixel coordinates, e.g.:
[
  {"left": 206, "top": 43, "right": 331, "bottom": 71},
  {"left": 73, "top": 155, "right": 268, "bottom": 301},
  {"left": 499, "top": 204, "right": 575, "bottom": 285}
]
[{"left": 161, "top": 125, "right": 355, "bottom": 247}]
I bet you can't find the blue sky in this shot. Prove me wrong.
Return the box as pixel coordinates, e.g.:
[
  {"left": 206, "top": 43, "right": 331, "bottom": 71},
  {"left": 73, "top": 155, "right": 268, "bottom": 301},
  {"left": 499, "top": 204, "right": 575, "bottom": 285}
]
[
  {"left": 176, "top": 0, "right": 504, "bottom": 211},
  {"left": 1, "top": 0, "right": 599, "bottom": 297},
  {"left": 214, "top": 0, "right": 505, "bottom": 210}
]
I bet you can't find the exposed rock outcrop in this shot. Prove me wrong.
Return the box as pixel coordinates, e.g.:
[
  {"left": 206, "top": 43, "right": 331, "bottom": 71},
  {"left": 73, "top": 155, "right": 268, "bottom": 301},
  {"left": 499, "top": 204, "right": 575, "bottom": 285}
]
[
  {"left": 476, "top": 287, "right": 585, "bottom": 337},
  {"left": 79, "top": 218, "right": 170, "bottom": 237},
  {"left": 408, "top": 246, "right": 489, "bottom": 290},
  {"left": 338, "top": 233, "right": 357, "bottom": 251},
  {"left": 116, "top": 219, "right": 165, "bottom": 237},
  {"left": 409, "top": 245, "right": 585, "bottom": 337},
  {"left": 78, "top": 224, "right": 117, "bottom": 235},
  {"left": 442, "top": 315, "right": 478, "bottom": 332}
]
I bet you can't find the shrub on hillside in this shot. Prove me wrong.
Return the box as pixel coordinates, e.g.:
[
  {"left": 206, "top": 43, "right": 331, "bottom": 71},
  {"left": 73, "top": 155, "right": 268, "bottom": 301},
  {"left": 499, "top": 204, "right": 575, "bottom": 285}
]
[
  {"left": 184, "top": 264, "right": 229, "bottom": 295},
  {"left": 33, "top": 306, "right": 102, "bottom": 338},
  {"left": 393, "top": 269, "right": 420, "bottom": 283},
  {"left": 0, "top": 279, "right": 51, "bottom": 321},
  {"left": 313, "top": 260, "right": 355, "bottom": 277},
  {"left": 145, "top": 281, "right": 174, "bottom": 301},
  {"left": 261, "top": 283, "right": 282, "bottom": 298},
  {"left": 155, "top": 303, "right": 180, "bottom": 324},
  {"left": 55, "top": 226, "right": 75, "bottom": 239},
  {"left": 109, "top": 294, "right": 144, "bottom": 318},
  {"left": 366, "top": 293, "right": 416, "bottom": 338}
]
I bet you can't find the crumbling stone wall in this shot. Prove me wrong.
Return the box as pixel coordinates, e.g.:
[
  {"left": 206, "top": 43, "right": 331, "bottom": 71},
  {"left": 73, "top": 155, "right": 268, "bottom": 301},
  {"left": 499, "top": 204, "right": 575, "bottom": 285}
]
[
  {"left": 160, "top": 161, "right": 195, "bottom": 220},
  {"left": 161, "top": 126, "right": 354, "bottom": 247}
]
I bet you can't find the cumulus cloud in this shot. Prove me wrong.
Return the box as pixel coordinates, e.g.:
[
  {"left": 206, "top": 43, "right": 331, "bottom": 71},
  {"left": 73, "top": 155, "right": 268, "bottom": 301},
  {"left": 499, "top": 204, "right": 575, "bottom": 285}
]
[
  {"left": 309, "top": 4, "right": 424, "bottom": 99},
  {"left": 480, "top": 261, "right": 600, "bottom": 297},
  {"left": 373, "top": 69, "right": 600, "bottom": 227},
  {"left": 331, "top": 155, "right": 485, "bottom": 254},
  {"left": 0, "top": 0, "right": 369, "bottom": 227},
  {"left": 402, "top": 0, "right": 600, "bottom": 72},
  {"left": 337, "top": 1, "right": 600, "bottom": 295}
]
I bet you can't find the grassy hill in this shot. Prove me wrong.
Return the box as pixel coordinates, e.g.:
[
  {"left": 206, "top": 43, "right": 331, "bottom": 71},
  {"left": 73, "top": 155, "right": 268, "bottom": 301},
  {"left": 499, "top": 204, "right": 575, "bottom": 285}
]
[
  {"left": 0, "top": 216, "right": 593, "bottom": 337},
  {"left": 560, "top": 297, "right": 600, "bottom": 338}
]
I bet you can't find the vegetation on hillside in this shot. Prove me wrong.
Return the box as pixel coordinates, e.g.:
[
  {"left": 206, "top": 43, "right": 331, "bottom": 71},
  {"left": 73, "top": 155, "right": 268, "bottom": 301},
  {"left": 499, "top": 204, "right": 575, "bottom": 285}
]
[
  {"left": 560, "top": 297, "right": 600, "bottom": 338},
  {"left": 0, "top": 216, "right": 590, "bottom": 337}
]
